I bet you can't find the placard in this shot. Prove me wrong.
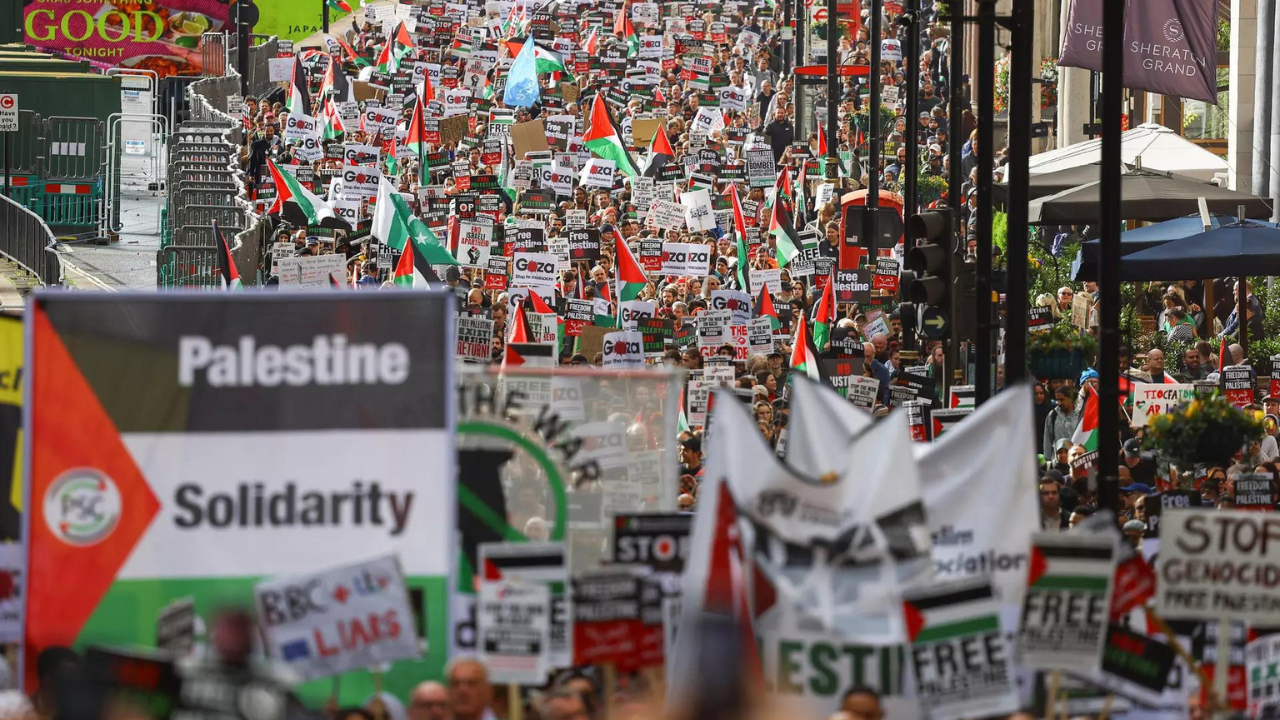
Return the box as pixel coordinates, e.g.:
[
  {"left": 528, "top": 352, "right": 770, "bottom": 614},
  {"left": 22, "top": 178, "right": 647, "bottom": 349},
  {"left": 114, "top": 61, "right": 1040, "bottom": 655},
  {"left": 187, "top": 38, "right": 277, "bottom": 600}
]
[
  {"left": 902, "top": 579, "right": 1020, "bottom": 720},
  {"left": 1130, "top": 382, "right": 1196, "bottom": 427},
  {"left": 512, "top": 252, "right": 558, "bottom": 294},
  {"left": 1222, "top": 365, "right": 1255, "bottom": 408},
  {"left": 1018, "top": 534, "right": 1116, "bottom": 673},
  {"left": 659, "top": 242, "right": 713, "bottom": 277},
  {"left": 602, "top": 330, "right": 645, "bottom": 369},
  {"left": 477, "top": 580, "right": 550, "bottom": 685},
  {"left": 1157, "top": 509, "right": 1280, "bottom": 623},
  {"left": 567, "top": 228, "right": 601, "bottom": 261},
  {"left": 612, "top": 513, "right": 692, "bottom": 574},
  {"left": 255, "top": 555, "right": 420, "bottom": 681},
  {"left": 457, "top": 316, "right": 495, "bottom": 362}
]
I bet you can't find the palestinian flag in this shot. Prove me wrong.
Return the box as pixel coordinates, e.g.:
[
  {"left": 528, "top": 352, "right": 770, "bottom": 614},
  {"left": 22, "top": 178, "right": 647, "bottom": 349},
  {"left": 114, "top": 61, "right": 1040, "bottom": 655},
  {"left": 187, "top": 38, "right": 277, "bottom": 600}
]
[
  {"left": 769, "top": 197, "right": 802, "bottom": 267},
  {"left": 584, "top": 27, "right": 599, "bottom": 55},
  {"left": 1071, "top": 384, "right": 1098, "bottom": 453},
  {"left": 508, "top": 299, "right": 533, "bottom": 343},
  {"left": 812, "top": 273, "right": 835, "bottom": 351},
  {"left": 734, "top": 230, "right": 751, "bottom": 294},
  {"left": 902, "top": 579, "right": 1003, "bottom": 648},
  {"left": 767, "top": 165, "right": 793, "bottom": 209},
  {"left": 267, "top": 160, "right": 337, "bottom": 226},
  {"left": 372, "top": 177, "right": 458, "bottom": 264},
  {"left": 288, "top": 58, "right": 312, "bottom": 117},
  {"left": 1026, "top": 535, "right": 1115, "bottom": 593},
  {"left": 376, "top": 22, "right": 415, "bottom": 73},
  {"left": 326, "top": 0, "right": 352, "bottom": 12},
  {"left": 728, "top": 183, "right": 749, "bottom": 240},
  {"left": 790, "top": 315, "right": 822, "bottom": 382},
  {"left": 321, "top": 98, "right": 345, "bottom": 140},
  {"left": 319, "top": 54, "right": 352, "bottom": 102},
  {"left": 404, "top": 96, "right": 429, "bottom": 157},
  {"left": 502, "top": 343, "right": 556, "bottom": 370},
  {"left": 643, "top": 124, "right": 675, "bottom": 178},
  {"left": 816, "top": 119, "right": 828, "bottom": 156},
  {"left": 391, "top": 232, "right": 442, "bottom": 288},
  {"left": 756, "top": 285, "right": 780, "bottom": 331},
  {"left": 330, "top": 35, "right": 360, "bottom": 64},
  {"left": 583, "top": 93, "right": 642, "bottom": 179},
  {"left": 212, "top": 220, "right": 241, "bottom": 290},
  {"left": 729, "top": 184, "right": 751, "bottom": 292},
  {"left": 420, "top": 70, "right": 437, "bottom": 104},
  {"left": 526, "top": 290, "right": 564, "bottom": 357},
  {"left": 613, "top": 230, "right": 648, "bottom": 302},
  {"left": 614, "top": 2, "right": 639, "bottom": 57},
  {"left": 700, "top": 479, "right": 765, "bottom": 686},
  {"left": 503, "top": 39, "right": 573, "bottom": 79}
]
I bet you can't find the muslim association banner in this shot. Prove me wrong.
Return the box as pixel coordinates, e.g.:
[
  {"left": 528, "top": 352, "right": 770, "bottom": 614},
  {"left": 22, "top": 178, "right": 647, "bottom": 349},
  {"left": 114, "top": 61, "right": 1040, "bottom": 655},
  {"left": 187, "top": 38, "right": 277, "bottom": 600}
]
[
  {"left": 1059, "top": 0, "right": 1218, "bottom": 103},
  {"left": 23, "top": 291, "right": 455, "bottom": 706}
]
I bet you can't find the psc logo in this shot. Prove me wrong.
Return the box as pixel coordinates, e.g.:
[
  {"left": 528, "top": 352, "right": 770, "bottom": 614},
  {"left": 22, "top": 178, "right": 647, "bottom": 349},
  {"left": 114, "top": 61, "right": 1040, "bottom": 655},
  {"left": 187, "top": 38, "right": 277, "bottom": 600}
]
[{"left": 43, "top": 468, "right": 122, "bottom": 547}]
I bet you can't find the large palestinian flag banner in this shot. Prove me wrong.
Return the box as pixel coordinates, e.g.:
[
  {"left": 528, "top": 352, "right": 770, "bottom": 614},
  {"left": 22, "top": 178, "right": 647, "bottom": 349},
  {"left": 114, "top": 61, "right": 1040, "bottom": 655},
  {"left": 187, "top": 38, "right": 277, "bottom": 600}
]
[{"left": 23, "top": 292, "right": 456, "bottom": 705}]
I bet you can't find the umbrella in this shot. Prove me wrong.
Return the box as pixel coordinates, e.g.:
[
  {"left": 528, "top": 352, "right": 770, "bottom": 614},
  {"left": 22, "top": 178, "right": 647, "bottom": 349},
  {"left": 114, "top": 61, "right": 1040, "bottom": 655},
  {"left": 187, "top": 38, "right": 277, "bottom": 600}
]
[
  {"left": 1116, "top": 222, "right": 1280, "bottom": 281},
  {"left": 994, "top": 162, "right": 1128, "bottom": 208},
  {"left": 1028, "top": 169, "right": 1272, "bottom": 225},
  {"left": 1069, "top": 215, "right": 1280, "bottom": 282},
  {"left": 1028, "top": 123, "right": 1228, "bottom": 182}
]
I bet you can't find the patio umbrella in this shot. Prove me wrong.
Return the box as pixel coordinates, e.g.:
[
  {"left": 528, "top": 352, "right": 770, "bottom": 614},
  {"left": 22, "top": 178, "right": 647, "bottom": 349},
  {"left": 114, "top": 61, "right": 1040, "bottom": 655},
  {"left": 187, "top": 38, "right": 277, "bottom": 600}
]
[
  {"left": 1028, "top": 169, "right": 1272, "bottom": 225},
  {"left": 995, "top": 162, "right": 1128, "bottom": 208},
  {"left": 1116, "top": 221, "right": 1280, "bottom": 281},
  {"left": 1069, "top": 215, "right": 1280, "bottom": 282},
  {"left": 1028, "top": 123, "right": 1228, "bottom": 182}
]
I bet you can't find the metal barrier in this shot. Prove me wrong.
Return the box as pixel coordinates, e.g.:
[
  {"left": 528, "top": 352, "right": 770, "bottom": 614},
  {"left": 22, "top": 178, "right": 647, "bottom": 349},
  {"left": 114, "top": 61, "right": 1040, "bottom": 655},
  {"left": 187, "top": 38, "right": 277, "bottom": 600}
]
[
  {"left": 157, "top": 244, "right": 220, "bottom": 288},
  {"left": 11, "top": 110, "right": 42, "bottom": 174},
  {"left": 0, "top": 192, "right": 62, "bottom": 286},
  {"left": 156, "top": 32, "right": 279, "bottom": 288},
  {"left": 43, "top": 116, "right": 108, "bottom": 181}
]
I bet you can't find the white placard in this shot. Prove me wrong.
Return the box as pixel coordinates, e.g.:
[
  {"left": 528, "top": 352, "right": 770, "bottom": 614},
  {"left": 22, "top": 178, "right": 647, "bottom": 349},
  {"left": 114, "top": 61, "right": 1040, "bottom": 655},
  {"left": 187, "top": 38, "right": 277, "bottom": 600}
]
[{"left": 255, "top": 554, "right": 420, "bottom": 681}]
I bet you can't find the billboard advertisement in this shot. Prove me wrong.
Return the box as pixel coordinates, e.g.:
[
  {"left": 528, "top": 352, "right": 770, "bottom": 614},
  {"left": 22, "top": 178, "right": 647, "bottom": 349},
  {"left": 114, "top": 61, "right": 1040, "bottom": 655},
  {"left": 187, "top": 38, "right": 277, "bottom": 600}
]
[
  {"left": 23, "top": 291, "right": 455, "bottom": 705},
  {"left": 23, "top": 0, "right": 231, "bottom": 76}
]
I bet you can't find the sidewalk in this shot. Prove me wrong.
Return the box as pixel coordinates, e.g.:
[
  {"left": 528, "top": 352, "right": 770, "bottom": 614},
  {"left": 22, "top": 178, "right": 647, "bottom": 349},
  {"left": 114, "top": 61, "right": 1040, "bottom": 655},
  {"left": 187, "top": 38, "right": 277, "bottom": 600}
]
[{"left": 0, "top": 262, "right": 35, "bottom": 316}]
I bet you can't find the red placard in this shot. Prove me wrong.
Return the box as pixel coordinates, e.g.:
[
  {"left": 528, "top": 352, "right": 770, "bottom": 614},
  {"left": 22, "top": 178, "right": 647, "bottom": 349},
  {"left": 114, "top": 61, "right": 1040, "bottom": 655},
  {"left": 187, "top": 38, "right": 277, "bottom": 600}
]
[{"left": 484, "top": 271, "right": 508, "bottom": 291}]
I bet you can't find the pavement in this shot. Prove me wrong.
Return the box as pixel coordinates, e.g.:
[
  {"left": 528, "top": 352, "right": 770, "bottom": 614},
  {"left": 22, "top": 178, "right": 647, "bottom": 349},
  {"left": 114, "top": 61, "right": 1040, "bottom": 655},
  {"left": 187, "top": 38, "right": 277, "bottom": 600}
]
[{"left": 49, "top": 151, "right": 166, "bottom": 292}]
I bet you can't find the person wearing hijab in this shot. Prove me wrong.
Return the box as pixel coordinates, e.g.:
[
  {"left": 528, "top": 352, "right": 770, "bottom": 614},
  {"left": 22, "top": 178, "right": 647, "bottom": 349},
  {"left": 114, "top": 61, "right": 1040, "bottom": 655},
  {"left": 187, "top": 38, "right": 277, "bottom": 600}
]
[{"left": 1033, "top": 382, "right": 1054, "bottom": 442}]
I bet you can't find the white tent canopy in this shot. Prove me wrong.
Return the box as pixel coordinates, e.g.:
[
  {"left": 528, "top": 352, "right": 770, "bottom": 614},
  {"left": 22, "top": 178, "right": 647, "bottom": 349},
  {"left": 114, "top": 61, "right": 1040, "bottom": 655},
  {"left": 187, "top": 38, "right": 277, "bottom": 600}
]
[{"left": 1028, "top": 123, "right": 1229, "bottom": 182}]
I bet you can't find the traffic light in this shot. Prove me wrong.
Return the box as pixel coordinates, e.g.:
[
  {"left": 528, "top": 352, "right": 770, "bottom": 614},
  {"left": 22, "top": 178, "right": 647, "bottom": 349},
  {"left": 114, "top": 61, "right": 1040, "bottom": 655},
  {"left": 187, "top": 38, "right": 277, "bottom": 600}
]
[{"left": 906, "top": 211, "right": 951, "bottom": 308}]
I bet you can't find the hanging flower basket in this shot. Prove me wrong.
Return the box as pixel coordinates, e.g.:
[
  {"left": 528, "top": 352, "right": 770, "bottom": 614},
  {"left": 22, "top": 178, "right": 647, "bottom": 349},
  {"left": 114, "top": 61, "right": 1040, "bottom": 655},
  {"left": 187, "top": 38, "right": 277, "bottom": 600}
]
[
  {"left": 1027, "top": 323, "right": 1096, "bottom": 381},
  {"left": 1144, "top": 395, "right": 1264, "bottom": 469}
]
